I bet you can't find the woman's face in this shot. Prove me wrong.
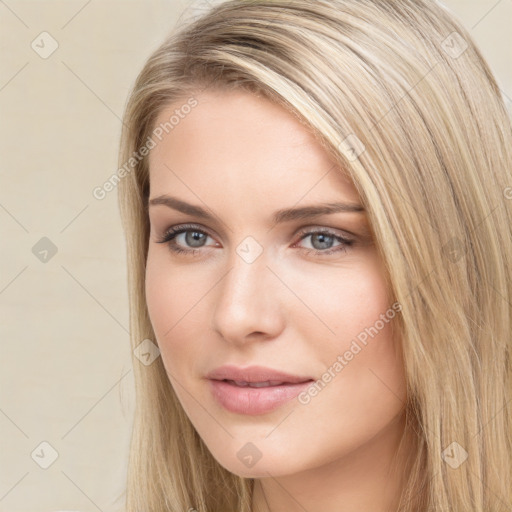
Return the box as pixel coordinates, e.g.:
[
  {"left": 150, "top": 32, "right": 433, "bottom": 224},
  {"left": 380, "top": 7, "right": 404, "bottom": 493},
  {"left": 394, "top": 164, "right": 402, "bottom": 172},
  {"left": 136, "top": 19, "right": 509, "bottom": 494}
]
[{"left": 146, "top": 88, "right": 407, "bottom": 478}]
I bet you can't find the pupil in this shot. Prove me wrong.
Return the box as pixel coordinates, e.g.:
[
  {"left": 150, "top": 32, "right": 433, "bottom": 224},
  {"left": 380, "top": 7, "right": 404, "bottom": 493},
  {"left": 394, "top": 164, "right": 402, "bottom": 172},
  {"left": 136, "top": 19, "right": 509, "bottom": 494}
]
[
  {"left": 186, "top": 231, "right": 206, "bottom": 247},
  {"left": 312, "top": 233, "right": 333, "bottom": 250}
]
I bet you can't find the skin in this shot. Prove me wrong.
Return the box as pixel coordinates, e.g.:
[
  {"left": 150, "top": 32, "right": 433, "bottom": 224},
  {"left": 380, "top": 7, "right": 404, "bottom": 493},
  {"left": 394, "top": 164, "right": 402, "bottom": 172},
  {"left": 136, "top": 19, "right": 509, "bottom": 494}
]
[{"left": 145, "top": 88, "right": 413, "bottom": 512}]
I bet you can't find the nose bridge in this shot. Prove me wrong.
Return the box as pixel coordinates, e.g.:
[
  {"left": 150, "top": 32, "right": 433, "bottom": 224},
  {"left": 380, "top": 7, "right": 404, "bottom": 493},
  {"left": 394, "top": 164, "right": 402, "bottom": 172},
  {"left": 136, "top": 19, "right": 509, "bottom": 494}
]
[{"left": 212, "top": 243, "right": 283, "bottom": 341}]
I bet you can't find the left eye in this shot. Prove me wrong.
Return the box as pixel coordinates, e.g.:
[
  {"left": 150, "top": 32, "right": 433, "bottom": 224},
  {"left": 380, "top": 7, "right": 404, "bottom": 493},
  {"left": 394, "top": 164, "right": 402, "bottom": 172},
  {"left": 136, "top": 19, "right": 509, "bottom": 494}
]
[
  {"left": 293, "top": 229, "right": 354, "bottom": 255},
  {"left": 155, "top": 225, "right": 354, "bottom": 256}
]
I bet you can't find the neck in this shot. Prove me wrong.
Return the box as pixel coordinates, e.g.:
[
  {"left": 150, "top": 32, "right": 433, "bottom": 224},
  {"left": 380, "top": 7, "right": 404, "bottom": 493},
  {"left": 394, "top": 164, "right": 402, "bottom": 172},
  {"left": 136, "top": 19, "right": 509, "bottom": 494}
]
[{"left": 251, "top": 411, "right": 415, "bottom": 512}]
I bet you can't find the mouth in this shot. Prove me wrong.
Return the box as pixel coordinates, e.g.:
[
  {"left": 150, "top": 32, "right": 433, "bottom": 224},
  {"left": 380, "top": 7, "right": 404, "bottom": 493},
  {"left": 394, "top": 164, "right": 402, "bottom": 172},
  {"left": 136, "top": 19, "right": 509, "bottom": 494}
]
[
  {"left": 206, "top": 364, "right": 314, "bottom": 384},
  {"left": 206, "top": 366, "right": 315, "bottom": 415},
  {"left": 220, "top": 379, "right": 312, "bottom": 388}
]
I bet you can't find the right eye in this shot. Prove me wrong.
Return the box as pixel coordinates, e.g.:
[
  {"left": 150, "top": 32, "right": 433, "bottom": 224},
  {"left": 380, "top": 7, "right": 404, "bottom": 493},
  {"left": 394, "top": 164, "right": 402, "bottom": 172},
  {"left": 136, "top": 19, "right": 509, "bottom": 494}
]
[{"left": 156, "top": 224, "right": 219, "bottom": 255}]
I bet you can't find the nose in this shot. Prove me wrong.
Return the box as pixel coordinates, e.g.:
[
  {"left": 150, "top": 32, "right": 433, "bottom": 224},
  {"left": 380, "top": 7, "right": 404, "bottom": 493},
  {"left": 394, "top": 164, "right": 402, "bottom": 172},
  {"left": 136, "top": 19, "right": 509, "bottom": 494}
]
[{"left": 211, "top": 248, "right": 286, "bottom": 345}]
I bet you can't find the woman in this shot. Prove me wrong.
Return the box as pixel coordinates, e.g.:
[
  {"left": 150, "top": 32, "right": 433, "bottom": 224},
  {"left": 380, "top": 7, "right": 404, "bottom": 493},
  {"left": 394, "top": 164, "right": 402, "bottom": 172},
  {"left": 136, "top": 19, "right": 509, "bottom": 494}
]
[{"left": 117, "top": 1, "right": 512, "bottom": 510}]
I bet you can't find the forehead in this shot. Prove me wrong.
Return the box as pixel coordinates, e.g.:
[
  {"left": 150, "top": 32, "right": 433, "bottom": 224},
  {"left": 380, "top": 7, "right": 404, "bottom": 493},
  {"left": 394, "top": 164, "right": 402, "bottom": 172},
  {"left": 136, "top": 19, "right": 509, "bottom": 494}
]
[{"left": 148, "top": 89, "right": 360, "bottom": 207}]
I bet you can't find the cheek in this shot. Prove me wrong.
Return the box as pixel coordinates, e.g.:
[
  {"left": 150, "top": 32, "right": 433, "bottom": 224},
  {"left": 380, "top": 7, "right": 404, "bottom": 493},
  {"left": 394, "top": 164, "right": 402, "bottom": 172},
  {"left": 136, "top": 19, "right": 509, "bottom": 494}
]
[
  {"left": 144, "top": 253, "right": 205, "bottom": 369},
  {"left": 329, "top": 261, "right": 402, "bottom": 380},
  {"left": 145, "top": 248, "right": 208, "bottom": 325},
  {"left": 292, "top": 255, "right": 393, "bottom": 346},
  {"left": 145, "top": 254, "right": 175, "bottom": 338},
  {"left": 294, "top": 256, "right": 405, "bottom": 410}
]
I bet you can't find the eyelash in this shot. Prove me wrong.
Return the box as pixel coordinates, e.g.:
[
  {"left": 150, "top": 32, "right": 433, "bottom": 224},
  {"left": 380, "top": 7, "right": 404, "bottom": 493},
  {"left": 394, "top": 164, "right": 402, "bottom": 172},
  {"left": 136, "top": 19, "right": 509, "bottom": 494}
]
[{"left": 155, "top": 223, "right": 354, "bottom": 257}]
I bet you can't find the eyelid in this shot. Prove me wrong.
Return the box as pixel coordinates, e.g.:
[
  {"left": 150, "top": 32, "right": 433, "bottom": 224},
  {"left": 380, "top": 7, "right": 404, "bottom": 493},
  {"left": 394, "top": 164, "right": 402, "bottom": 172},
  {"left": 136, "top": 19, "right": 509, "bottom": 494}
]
[
  {"left": 156, "top": 223, "right": 354, "bottom": 244},
  {"left": 294, "top": 224, "right": 355, "bottom": 240},
  {"left": 155, "top": 222, "right": 358, "bottom": 260},
  {"left": 156, "top": 223, "right": 216, "bottom": 243}
]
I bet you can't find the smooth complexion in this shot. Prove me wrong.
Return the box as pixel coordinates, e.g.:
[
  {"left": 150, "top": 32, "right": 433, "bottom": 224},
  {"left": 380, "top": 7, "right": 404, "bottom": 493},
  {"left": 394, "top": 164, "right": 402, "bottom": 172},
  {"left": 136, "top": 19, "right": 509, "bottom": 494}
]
[{"left": 145, "top": 89, "right": 412, "bottom": 512}]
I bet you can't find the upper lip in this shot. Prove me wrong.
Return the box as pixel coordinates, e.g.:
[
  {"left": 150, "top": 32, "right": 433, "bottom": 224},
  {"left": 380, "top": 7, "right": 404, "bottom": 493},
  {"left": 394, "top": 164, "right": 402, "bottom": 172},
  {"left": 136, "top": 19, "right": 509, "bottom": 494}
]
[{"left": 206, "top": 365, "right": 314, "bottom": 384}]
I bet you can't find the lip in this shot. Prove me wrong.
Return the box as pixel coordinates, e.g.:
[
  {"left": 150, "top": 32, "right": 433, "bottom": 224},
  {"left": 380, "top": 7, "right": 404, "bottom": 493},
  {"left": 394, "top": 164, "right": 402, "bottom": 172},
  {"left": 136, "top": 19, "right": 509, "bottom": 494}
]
[
  {"left": 206, "top": 365, "right": 315, "bottom": 415},
  {"left": 206, "top": 365, "right": 314, "bottom": 384}
]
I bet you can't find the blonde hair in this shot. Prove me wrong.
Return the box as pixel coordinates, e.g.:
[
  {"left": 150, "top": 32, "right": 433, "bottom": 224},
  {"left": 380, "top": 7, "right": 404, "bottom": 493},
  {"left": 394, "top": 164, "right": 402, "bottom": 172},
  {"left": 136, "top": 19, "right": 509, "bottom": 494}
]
[{"left": 117, "top": 1, "right": 512, "bottom": 510}]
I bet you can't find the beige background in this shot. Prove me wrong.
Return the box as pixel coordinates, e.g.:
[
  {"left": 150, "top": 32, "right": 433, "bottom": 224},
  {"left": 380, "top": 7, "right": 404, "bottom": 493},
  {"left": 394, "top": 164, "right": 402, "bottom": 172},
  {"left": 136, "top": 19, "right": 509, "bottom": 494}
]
[{"left": 0, "top": 1, "right": 510, "bottom": 511}]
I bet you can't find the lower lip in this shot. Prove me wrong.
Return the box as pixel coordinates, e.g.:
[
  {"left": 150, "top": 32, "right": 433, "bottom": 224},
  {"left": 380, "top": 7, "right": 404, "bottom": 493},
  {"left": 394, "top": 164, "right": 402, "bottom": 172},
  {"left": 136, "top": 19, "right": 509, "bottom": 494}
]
[{"left": 208, "top": 379, "right": 314, "bottom": 415}]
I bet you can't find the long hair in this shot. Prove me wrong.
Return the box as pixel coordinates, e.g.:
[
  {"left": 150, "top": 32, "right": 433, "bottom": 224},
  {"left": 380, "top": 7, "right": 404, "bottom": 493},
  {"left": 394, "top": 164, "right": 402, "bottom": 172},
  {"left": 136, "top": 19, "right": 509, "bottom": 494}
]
[{"left": 117, "top": 1, "right": 512, "bottom": 510}]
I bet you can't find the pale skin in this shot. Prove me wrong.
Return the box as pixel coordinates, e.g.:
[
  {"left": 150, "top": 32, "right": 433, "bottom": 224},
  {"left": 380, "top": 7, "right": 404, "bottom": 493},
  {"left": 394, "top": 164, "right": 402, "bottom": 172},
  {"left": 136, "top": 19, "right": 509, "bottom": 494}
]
[{"left": 145, "top": 88, "right": 414, "bottom": 512}]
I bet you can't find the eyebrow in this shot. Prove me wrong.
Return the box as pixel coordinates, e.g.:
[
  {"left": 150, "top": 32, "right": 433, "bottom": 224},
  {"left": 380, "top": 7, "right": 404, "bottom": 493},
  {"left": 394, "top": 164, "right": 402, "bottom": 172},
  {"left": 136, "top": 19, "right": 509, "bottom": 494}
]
[{"left": 148, "top": 195, "right": 365, "bottom": 224}]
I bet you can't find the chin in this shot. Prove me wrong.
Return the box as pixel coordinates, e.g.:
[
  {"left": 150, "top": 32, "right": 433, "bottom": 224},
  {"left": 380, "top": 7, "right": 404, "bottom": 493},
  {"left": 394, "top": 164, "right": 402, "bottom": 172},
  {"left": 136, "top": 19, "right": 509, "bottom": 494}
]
[{"left": 210, "top": 446, "right": 305, "bottom": 479}]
